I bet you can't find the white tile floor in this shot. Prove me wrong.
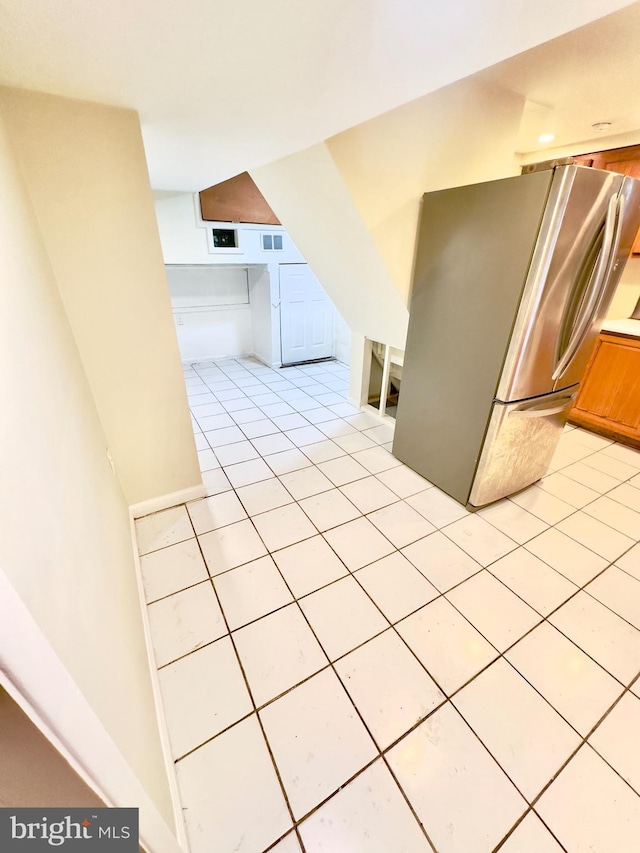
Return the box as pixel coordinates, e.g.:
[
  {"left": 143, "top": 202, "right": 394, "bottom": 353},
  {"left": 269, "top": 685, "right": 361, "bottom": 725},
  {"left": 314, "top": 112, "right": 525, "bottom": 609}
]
[{"left": 135, "top": 356, "right": 640, "bottom": 853}]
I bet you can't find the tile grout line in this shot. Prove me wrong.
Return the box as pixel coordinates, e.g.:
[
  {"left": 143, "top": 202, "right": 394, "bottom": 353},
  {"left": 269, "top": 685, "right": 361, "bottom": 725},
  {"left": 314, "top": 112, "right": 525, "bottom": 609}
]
[
  {"left": 183, "top": 506, "right": 309, "bottom": 853},
  {"left": 265, "top": 487, "right": 640, "bottom": 848},
  {"left": 431, "top": 589, "right": 640, "bottom": 817},
  {"left": 192, "top": 362, "right": 640, "bottom": 497},
  {"left": 135, "top": 464, "right": 633, "bottom": 565},
  {"left": 491, "top": 807, "right": 570, "bottom": 853},
  {"left": 238, "top": 500, "right": 441, "bottom": 853},
  {"left": 191, "top": 358, "right": 416, "bottom": 853},
  {"left": 188, "top": 378, "right": 639, "bottom": 572},
  {"left": 492, "top": 670, "right": 640, "bottom": 853},
  {"left": 235, "top": 471, "right": 573, "bottom": 850},
  {"left": 190, "top": 360, "right": 383, "bottom": 468},
  {"left": 181, "top": 418, "right": 440, "bottom": 843},
  {"left": 151, "top": 399, "right": 640, "bottom": 701},
  {"left": 157, "top": 531, "right": 638, "bottom": 817},
  {"left": 145, "top": 425, "right": 640, "bottom": 677},
  {"left": 209, "top": 438, "right": 637, "bottom": 579},
  {"left": 172, "top": 358, "right": 640, "bottom": 850}
]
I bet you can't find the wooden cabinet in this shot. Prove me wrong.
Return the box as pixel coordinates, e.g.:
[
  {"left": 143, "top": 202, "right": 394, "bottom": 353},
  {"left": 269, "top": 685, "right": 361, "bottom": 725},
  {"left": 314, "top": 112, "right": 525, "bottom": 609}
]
[
  {"left": 573, "top": 144, "right": 640, "bottom": 254},
  {"left": 569, "top": 332, "right": 640, "bottom": 447}
]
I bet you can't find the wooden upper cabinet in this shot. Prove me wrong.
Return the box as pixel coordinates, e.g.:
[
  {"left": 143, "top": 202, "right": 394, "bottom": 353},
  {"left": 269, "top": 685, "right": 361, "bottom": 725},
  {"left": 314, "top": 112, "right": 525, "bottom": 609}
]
[
  {"left": 199, "top": 172, "right": 281, "bottom": 225},
  {"left": 573, "top": 143, "right": 640, "bottom": 254}
]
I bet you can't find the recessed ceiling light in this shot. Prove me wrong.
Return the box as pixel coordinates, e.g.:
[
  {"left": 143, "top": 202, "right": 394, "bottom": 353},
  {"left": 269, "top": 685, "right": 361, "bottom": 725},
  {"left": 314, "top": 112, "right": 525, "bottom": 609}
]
[
  {"left": 538, "top": 134, "right": 555, "bottom": 144},
  {"left": 592, "top": 121, "right": 613, "bottom": 133}
]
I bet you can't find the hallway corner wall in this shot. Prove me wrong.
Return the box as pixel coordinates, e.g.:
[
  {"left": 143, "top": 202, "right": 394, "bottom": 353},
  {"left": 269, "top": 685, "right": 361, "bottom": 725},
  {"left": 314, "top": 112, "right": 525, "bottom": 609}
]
[
  {"left": 0, "top": 95, "right": 177, "bottom": 830},
  {"left": 0, "top": 87, "right": 201, "bottom": 506},
  {"left": 251, "top": 144, "right": 409, "bottom": 351}
]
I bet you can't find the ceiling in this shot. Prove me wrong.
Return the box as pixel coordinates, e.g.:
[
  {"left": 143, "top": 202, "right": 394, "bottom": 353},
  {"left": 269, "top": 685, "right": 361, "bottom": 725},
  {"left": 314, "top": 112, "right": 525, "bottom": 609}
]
[
  {"left": 478, "top": 1, "right": 640, "bottom": 155},
  {"left": 0, "top": 0, "right": 638, "bottom": 190}
]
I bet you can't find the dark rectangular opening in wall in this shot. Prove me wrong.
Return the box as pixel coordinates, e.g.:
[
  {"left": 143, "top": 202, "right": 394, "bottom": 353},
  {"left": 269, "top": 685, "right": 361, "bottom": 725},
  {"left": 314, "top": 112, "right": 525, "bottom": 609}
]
[
  {"left": 211, "top": 228, "right": 237, "bottom": 248},
  {"left": 368, "top": 346, "right": 383, "bottom": 408},
  {"left": 367, "top": 340, "right": 403, "bottom": 418}
]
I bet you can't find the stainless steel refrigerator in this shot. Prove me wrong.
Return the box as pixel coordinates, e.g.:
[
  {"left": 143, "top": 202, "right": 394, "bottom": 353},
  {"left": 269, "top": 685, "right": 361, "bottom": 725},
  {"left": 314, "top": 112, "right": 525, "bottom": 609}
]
[{"left": 392, "top": 164, "right": 640, "bottom": 508}]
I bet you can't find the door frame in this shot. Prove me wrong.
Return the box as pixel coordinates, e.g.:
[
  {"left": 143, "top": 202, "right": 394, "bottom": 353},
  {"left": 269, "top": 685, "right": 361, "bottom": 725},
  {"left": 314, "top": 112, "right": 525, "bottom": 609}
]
[{"left": 0, "top": 567, "right": 184, "bottom": 853}]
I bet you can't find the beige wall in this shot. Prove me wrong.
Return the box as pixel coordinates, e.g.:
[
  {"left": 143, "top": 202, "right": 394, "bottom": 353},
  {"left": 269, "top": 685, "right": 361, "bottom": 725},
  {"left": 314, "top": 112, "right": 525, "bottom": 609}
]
[
  {"left": 252, "top": 79, "right": 524, "bottom": 359},
  {"left": 608, "top": 256, "right": 640, "bottom": 319},
  {"left": 327, "top": 78, "right": 525, "bottom": 305},
  {"left": 0, "top": 88, "right": 200, "bottom": 506},
  {"left": 0, "top": 100, "right": 173, "bottom": 825},
  {"left": 252, "top": 144, "right": 409, "bottom": 350}
]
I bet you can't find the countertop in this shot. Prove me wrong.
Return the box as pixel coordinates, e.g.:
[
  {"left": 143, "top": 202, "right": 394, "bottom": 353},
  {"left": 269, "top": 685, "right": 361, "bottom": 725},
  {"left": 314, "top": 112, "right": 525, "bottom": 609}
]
[{"left": 600, "top": 318, "right": 640, "bottom": 339}]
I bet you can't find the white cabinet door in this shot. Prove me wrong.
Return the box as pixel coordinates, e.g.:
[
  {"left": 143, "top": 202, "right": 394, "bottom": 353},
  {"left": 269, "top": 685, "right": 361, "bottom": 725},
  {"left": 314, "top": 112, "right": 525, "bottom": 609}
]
[{"left": 279, "top": 264, "right": 335, "bottom": 365}]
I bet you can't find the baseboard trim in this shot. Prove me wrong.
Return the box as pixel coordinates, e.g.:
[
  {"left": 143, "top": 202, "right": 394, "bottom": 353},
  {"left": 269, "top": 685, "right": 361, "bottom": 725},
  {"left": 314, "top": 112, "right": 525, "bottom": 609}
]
[
  {"left": 358, "top": 403, "right": 397, "bottom": 426},
  {"left": 248, "top": 350, "right": 281, "bottom": 369},
  {"left": 130, "top": 484, "right": 206, "bottom": 519},
  {"left": 181, "top": 352, "right": 283, "bottom": 370},
  {"left": 128, "top": 520, "right": 190, "bottom": 852},
  {"left": 181, "top": 352, "right": 252, "bottom": 367}
]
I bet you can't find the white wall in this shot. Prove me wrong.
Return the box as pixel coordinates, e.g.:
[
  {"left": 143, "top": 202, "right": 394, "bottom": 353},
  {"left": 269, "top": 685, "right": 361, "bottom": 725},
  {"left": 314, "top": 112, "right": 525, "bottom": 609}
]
[
  {"left": 167, "top": 263, "right": 255, "bottom": 362},
  {"left": 155, "top": 194, "right": 283, "bottom": 363},
  {"left": 154, "top": 191, "right": 341, "bottom": 367},
  {"left": 155, "top": 192, "right": 306, "bottom": 265},
  {"left": 0, "top": 88, "right": 200, "bottom": 507},
  {"left": 334, "top": 310, "right": 352, "bottom": 365},
  {"left": 250, "top": 266, "right": 280, "bottom": 366},
  {"left": 0, "top": 105, "right": 174, "bottom": 826},
  {"left": 174, "top": 305, "right": 254, "bottom": 362}
]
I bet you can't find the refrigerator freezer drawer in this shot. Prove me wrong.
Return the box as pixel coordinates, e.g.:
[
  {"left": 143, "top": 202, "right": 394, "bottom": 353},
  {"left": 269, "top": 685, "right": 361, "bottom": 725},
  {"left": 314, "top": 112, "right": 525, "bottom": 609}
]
[{"left": 468, "top": 388, "right": 578, "bottom": 508}]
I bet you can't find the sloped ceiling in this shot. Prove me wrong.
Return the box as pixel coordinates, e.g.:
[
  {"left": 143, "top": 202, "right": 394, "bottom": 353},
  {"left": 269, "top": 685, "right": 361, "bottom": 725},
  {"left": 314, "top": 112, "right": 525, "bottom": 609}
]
[{"left": 0, "top": 0, "right": 636, "bottom": 190}]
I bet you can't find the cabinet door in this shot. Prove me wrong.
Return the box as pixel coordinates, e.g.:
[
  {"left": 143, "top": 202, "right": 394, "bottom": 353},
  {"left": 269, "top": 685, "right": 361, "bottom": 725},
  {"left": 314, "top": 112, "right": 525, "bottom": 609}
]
[{"left": 571, "top": 333, "right": 640, "bottom": 445}]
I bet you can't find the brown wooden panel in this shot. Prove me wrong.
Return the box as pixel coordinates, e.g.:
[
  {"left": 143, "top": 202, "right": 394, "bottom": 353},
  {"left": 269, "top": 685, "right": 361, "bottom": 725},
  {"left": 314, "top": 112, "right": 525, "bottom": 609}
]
[
  {"left": 200, "top": 172, "right": 281, "bottom": 225},
  {"left": 597, "top": 153, "right": 640, "bottom": 253},
  {"left": 574, "top": 340, "right": 630, "bottom": 420},
  {"left": 570, "top": 332, "right": 640, "bottom": 447},
  {"left": 569, "top": 408, "right": 640, "bottom": 448},
  {"left": 574, "top": 144, "right": 640, "bottom": 169},
  {"left": 606, "top": 341, "right": 640, "bottom": 428},
  {"left": 599, "top": 159, "right": 640, "bottom": 179}
]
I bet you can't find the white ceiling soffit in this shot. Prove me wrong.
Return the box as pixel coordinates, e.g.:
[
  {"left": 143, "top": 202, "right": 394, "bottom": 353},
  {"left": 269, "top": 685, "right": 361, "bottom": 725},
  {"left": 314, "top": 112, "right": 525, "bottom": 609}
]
[
  {"left": 0, "top": 0, "right": 636, "bottom": 190},
  {"left": 477, "top": 1, "right": 640, "bottom": 154}
]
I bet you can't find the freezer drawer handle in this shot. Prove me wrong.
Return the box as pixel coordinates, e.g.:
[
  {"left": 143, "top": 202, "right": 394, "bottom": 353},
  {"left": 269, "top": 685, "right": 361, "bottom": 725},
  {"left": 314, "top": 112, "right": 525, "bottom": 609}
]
[{"left": 509, "top": 393, "right": 577, "bottom": 419}]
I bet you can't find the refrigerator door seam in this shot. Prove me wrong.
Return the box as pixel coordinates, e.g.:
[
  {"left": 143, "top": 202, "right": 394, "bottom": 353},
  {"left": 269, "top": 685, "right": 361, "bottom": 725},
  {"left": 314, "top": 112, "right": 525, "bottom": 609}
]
[{"left": 495, "top": 167, "right": 575, "bottom": 401}]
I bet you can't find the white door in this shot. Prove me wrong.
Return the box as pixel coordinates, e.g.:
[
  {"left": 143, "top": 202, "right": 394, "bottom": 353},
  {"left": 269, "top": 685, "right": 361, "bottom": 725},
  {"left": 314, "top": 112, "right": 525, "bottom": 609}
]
[{"left": 279, "top": 264, "right": 335, "bottom": 365}]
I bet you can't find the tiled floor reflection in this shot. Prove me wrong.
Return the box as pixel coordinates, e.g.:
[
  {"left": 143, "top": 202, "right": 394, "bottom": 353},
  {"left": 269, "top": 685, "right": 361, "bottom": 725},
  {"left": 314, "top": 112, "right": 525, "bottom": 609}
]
[{"left": 136, "top": 356, "right": 640, "bottom": 853}]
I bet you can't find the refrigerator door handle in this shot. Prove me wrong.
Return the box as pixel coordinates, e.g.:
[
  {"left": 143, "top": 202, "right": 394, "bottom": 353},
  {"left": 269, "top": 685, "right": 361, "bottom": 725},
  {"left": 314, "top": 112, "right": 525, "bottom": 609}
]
[
  {"left": 552, "top": 191, "right": 624, "bottom": 382},
  {"left": 508, "top": 391, "right": 578, "bottom": 419}
]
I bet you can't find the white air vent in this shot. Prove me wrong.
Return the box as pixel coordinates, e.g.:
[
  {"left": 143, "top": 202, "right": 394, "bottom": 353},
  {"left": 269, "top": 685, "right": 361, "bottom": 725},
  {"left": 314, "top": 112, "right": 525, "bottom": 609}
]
[{"left": 261, "top": 233, "right": 283, "bottom": 251}]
